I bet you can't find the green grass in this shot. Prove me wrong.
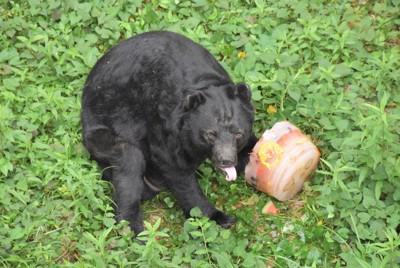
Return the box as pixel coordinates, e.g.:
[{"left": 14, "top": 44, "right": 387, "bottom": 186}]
[{"left": 1, "top": 0, "right": 399, "bottom": 267}]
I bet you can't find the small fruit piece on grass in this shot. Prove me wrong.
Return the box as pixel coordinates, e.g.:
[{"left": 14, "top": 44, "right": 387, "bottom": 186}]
[{"left": 262, "top": 201, "right": 278, "bottom": 215}]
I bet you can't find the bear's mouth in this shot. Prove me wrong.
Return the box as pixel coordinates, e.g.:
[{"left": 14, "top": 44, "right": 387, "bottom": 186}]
[{"left": 219, "top": 166, "right": 237, "bottom": 181}]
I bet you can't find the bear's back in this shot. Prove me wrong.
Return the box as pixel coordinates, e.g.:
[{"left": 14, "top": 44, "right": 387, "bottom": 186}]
[
  {"left": 84, "top": 31, "right": 230, "bottom": 100},
  {"left": 81, "top": 31, "right": 233, "bottom": 140}
]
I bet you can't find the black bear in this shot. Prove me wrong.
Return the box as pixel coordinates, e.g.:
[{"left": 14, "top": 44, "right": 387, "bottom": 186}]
[{"left": 81, "top": 31, "right": 257, "bottom": 236}]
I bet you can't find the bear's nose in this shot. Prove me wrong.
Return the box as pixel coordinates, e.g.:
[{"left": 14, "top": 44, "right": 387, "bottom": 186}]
[{"left": 219, "top": 159, "right": 235, "bottom": 167}]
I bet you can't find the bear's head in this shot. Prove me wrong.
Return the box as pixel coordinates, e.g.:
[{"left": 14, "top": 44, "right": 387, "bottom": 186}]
[{"left": 179, "top": 83, "right": 254, "bottom": 179}]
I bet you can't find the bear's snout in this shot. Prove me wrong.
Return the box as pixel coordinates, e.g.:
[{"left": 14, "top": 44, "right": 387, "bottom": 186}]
[{"left": 212, "top": 144, "right": 237, "bottom": 168}]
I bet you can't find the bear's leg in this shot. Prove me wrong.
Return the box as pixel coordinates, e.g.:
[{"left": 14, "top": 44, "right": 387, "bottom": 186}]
[
  {"left": 236, "top": 133, "right": 258, "bottom": 174},
  {"left": 83, "top": 127, "right": 146, "bottom": 236},
  {"left": 166, "top": 173, "right": 236, "bottom": 229},
  {"left": 111, "top": 144, "right": 147, "bottom": 236}
]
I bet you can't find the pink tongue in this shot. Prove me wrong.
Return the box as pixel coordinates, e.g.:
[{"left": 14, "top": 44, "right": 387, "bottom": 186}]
[{"left": 222, "top": 166, "right": 237, "bottom": 181}]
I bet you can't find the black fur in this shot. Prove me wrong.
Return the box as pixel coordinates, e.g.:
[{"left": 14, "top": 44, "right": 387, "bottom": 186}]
[{"left": 81, "top": 31, "right": 257, "bottom": 236}]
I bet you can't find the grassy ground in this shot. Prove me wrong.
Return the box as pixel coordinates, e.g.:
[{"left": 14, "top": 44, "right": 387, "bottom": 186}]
[{"left": 1, "top": 0, "right": 399, "bottom": 267}]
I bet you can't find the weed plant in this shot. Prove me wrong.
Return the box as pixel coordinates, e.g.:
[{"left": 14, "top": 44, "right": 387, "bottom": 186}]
[{"left": 0, "top": 0, "right": 399, "bottom": 267}]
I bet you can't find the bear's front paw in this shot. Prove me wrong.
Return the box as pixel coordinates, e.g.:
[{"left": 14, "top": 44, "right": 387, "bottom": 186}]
[{"left": 211, "top": 210, "right": 236, "bottom": 229}]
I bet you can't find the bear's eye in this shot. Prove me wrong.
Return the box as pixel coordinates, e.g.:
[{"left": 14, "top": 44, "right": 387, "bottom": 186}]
[
  {"left": 204, "top": 131, "right": 217, "bottom": 142},
  {"left": 236, "top": 131, "right": 244, "bottom": 140}
]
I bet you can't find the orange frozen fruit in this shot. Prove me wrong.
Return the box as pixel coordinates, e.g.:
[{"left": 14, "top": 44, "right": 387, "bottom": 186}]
[{"left": 245, "top": 121, "right": 320, "bottom": 201}]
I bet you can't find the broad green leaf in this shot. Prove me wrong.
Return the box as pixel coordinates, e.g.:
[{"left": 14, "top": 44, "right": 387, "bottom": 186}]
[
  {"left": 333, "top": 63, "right": 352, "bottom": 77},
  {"left": 0, "top": 158, "right": 13, "bottom": 176},
  {"left": 363, "top": 194, "right": 376, "bottom": 209},
  {"left": 190, "top": 207, "right": 202, "bottom": 218},
  {"left": 335, "top": 119, "right": 349, "bottom": 133},
  {"left": 103, "top": 217, "right": 116, "bottom": 227},
  {"left": 279, "top": 53, "right": 299, "bottom": 67},
  {"left": 375, "top": 181, "right": 383, "bottom": 201},
  {"left": 358, "top": 168, "right": 369, "bottom": 187},
  {"left": 2, "top": 78, "right": 20, "bottom": 90},
  {"left": 357, "top": 212, "right": 371, "bottom": 223},
  {"left": 251, "top": 89, "right": 263, "bottom": 101},
  {"left": 9, "top": 226, "right": 25, "bottom": 240},
  {"left": 287, "top": 87, "right": 301, "bottom": 102},
  {"left": 194, "top": 248, "right": 208, "bottom": 255},
  {"left": 16, "top": 180, "right": 28, "bottom": 191},
  {"left": 394, "top": 188, "right": 400, "bottom": 201}
]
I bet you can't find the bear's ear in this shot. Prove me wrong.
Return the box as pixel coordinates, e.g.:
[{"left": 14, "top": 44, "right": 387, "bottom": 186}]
[
  {"left": 234, "top": 83, "right": 252, "bottom": 103},
  {"left": 184, "top": 91, "right": 205, "bottom": 111}
]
